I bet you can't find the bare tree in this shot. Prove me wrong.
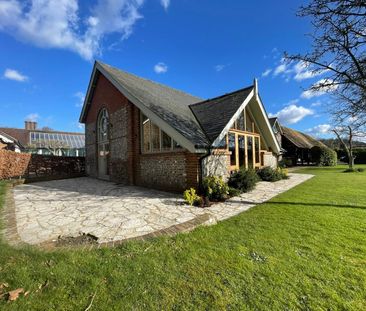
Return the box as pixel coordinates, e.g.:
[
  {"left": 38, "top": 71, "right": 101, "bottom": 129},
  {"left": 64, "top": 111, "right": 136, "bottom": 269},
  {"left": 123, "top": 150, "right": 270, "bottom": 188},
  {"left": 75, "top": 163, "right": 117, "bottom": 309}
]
[
  {"left": 333, "top": 126, "right": 354, "bottom": 168},
  {"left": 333, "top": 125, "right": 366, "bottom": 169},
  {"left": 286, "top": 0, "right": 366, "bottom": 125}
]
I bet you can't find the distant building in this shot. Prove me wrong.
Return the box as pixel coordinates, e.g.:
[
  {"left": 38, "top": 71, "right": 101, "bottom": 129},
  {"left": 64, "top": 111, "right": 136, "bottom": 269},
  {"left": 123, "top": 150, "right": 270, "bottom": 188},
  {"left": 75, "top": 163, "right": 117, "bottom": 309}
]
[
  {"left": 0, "top": 131, "right": 23, "bottom": 152},
  {"left": 268, "top": 118, "right": 326, "bottom": 165},
  {"left": 0, "top": 121, "right": 85, "bottom": 157}
]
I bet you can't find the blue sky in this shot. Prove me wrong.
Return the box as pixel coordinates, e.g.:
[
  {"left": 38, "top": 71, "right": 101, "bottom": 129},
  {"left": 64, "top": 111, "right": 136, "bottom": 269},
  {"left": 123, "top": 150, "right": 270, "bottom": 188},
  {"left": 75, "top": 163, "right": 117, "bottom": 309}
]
[{"left": 0, "top": 0, "right": 333, "bottom": 137}]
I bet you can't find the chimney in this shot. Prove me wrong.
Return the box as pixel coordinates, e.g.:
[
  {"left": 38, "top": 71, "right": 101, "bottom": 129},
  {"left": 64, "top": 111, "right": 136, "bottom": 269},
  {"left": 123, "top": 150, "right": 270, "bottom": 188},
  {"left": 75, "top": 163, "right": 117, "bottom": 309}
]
[{"left": 25, "top": 121, "right": 37, "bottom": 131}]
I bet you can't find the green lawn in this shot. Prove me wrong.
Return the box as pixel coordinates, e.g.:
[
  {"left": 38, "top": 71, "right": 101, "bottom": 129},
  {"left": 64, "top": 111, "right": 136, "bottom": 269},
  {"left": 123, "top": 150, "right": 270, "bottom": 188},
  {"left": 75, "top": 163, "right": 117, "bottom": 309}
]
[{"left": 1, "top": 166, "right": 366, "bottom": 310}]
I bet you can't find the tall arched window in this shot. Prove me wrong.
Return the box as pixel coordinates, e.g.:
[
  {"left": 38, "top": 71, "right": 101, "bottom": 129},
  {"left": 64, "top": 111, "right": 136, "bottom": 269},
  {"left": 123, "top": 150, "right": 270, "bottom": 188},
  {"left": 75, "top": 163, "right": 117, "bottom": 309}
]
[
  {"left": 97, "top": 109, "right": 110, "bottom": 179},
  {"left": 98, "top": 109, "right": 109, "bottom": 143}
]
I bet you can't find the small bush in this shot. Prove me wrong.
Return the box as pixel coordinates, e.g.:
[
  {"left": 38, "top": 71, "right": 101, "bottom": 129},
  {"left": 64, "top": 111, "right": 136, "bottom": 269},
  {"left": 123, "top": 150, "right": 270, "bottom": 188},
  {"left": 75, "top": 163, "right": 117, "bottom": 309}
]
[
  {"left": 280, "top": 167, "right": 289, "bottom": 179},
  {"left": 257, "top": 166, "right": 283, "bottom": 182},
  {"left": 202, "top": 176, "right": 229, "bottom": 201},
  {"left": 311, "top": 146, "right": 337, "bottom": 166},
  {"left": 183, "top": 188, "right": 202, "bottom": 206},
  {"left": 228, "top": 187, "right": 241, "bottom": 197},
  {"left": 228, "top": 169, "right": 259, "bottom": 193},
  {"left": 357, "top": 168, "right": 365, "bottom": 172}
]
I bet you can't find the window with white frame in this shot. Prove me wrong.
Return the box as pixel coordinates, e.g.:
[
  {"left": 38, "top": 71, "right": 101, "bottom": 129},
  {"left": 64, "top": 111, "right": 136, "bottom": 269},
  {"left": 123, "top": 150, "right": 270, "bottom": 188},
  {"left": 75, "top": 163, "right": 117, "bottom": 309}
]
[{"left": 140, "top": 112, "right": 182, "bottom": 153}]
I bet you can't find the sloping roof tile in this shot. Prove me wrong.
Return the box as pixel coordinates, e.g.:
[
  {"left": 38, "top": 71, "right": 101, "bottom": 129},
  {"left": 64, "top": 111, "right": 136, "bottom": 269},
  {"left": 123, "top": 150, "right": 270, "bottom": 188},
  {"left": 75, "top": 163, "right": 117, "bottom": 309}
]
[
  {"left": 189, "top": 87, "right": 253, "bottom": 142},
  {"left": 97, "top": 62, "right": 210, "bottom": 148}
]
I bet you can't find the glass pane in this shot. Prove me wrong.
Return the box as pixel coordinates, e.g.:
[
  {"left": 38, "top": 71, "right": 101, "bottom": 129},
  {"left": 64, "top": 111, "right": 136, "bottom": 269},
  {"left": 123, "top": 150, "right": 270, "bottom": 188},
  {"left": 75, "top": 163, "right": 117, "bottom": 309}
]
[
  {"left": 98, "top": 110, "right": 109, "bottom": 142},
  {"left": 151, "top": 123, "right": 160, "bottom": 151},
  {"left": 247, "top": 136, "right": 253, "bottom": 168},
  {"left": 173, "top": 140, "right": 182, "bottom": 149},
  {"left": 161, "top": 130, "right": 172, "bottom": 151},
  {"left": 237, "top": 112, "right": 245, "bottom": 131},
  {"left": 142, "top": 114, "right": 151, "bottom": 152},
  {"left": 229, "top": 133, "right": 236, "bottom": 167},
  {"left": 246, "top": 110, "right": 253, "bottom": 132},
  {"left": 238, "top": 135, "right": 245, "bottom": 168},
  {"left": 255, "top": 136, "right": 260, "bottom": 163},
  {"left": 217, "top": 136, "right": 227, "bottom": 149}
]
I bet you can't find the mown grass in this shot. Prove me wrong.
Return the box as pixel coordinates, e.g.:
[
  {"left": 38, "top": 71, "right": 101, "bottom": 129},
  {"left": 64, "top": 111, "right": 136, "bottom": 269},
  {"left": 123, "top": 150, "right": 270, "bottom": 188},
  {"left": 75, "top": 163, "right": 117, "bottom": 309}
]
[{"left": 0, "top": 165, "right": 366, "bottom": 310}]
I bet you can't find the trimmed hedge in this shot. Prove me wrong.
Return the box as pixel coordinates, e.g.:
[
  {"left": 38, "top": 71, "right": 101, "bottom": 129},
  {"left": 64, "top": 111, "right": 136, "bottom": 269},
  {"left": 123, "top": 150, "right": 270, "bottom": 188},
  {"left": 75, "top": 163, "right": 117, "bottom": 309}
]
[{"left": 311, "top": 146, "right": 337, "bottom": 166}]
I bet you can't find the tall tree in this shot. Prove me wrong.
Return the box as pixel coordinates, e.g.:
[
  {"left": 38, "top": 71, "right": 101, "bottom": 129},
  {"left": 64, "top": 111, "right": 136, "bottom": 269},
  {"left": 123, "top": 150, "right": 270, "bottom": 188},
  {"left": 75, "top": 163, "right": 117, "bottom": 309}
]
[{"left": 286, "top": 0, "right": 366, "bottom": 126}]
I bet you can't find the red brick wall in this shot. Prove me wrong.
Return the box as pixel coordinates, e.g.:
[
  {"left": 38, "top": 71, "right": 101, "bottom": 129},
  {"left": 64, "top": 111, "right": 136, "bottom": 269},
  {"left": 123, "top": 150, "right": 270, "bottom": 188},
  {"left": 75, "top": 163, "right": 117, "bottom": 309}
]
[
  {"left": 85, "top": 74, "right": 129, "bottom": 124},
  {"left": 185, "top": 153, "right": 201, "bottom": 189}
]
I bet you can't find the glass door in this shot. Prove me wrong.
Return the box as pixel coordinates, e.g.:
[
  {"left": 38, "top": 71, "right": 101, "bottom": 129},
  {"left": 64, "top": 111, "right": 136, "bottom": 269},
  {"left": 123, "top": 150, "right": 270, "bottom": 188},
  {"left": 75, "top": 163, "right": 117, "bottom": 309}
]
[{"left": 247, "top": 136, "right": 253, "bottom": 168}]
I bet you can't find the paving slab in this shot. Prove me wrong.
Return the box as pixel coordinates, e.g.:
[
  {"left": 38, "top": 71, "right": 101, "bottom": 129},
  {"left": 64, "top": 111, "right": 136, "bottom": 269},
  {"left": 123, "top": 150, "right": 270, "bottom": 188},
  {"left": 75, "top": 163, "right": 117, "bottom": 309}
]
[{"left": 8, "top": 173, "right": 313, "bottom": 245}]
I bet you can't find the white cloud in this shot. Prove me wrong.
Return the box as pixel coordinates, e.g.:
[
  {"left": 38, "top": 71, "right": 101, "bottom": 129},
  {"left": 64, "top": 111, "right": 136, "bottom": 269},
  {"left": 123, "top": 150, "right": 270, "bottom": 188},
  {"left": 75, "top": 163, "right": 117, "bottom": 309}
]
[
  {"left": 261, "top": 68, "right": 272, "bottom": 77},
  {"left": 160, "top": 0, "right": 170, "bottom": 10},
  {"left": 271, "top": 59, "right": 326, "bottom": 82},
  {"left": 306, "top": 124, "right": 332, "bottom": 137},
  {"left": 0, "top": 0, "right": 146, "bottom": 60},
  {"left": 293, "top": 61, "right": 325, "bottom": 81},
  {"left": 3, "top": 68, "right": 28, "bottom": 82},
  {"left": 154, "top": 62, "right": 168, "bottom": 74},
  {"left": 269, "top": 104, "right": 314, "bottom": 124},
  {"left": 78, "top": 123, "right": 85, "bottom": 130},
  {"left": 310, "top": 101, "right": 322, "bottom": 107},
  {"left": 215, "top": 64, "right": 226, "bottom": 72},
  {"left": 74, "top": 91, "right": 85, "bottom": 107},
  {"left": 25, "top": 113, "right": 40, "bottom": 122},
  {"left": 273, "top": 62, "right": 288, "bottom": 76},
  {"left": 286, "top": 98, "right": 299, "bottom": 106},
  {"left": 301, "top": 78, "right": 338, "bottom": 99}
]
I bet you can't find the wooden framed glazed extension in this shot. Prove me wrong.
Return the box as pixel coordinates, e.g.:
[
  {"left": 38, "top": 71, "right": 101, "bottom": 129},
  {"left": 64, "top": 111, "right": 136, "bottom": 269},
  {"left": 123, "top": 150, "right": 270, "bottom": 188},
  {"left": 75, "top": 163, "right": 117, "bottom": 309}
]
[{"left": 218, "top": 107, "right": 271, "bottom": 172}]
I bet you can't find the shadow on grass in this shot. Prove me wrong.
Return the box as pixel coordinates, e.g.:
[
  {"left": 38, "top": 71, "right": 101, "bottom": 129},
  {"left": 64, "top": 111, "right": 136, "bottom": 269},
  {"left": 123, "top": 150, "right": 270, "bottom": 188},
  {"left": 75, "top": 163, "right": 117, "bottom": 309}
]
[{"left": 264, "top": 201, "right": 366, "bottom": 210}]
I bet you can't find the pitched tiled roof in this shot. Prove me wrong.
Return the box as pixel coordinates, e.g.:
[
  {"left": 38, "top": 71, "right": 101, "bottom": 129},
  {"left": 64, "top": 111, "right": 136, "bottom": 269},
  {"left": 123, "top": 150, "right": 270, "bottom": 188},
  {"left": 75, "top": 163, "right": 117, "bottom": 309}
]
[
  {"left": 97, "top": 62, "right": 210, "bottom": 148},
  {"left": 0, "top": 128, "right": 29, "bottom": 146},
  {"left": 190, "top": 87, "right": 254, "bottom": 143},
  {"left": 282, "top": 126, "right": 326, "bottom": 149}
]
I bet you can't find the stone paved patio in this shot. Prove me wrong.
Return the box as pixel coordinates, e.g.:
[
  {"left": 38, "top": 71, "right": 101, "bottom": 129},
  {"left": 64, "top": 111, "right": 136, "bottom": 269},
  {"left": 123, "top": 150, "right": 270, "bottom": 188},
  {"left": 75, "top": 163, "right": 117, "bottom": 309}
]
[{"left": 8, "top": 173, "right": 313, "bottom": 245}]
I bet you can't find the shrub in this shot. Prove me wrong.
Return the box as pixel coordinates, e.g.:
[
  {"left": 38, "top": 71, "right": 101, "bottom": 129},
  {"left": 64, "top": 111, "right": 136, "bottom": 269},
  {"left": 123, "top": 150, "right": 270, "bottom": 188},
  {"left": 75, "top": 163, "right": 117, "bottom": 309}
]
[
  {"left": 183, "top": 188, "right": 202, "bottom": 206},
  {"left": 202, "top": 176, "right": 229, "bottom": 201},
  {"left": 280, "top": 168, "right": 289, "bottom": 179},
  {"left": 358, "top": 168, "right": 365, "bottom": 172},
  {"left": 228, "top": 187, "right": 241, "bottom": 197},
  {"left": 257, "top": 166, "right": 283, "bottom": 182},
  {"left": 311, "top": 146, "right": 337, "bottom": 166},
  {"left": 228, "top": 169, "right": 259, "bottom": 193}
]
